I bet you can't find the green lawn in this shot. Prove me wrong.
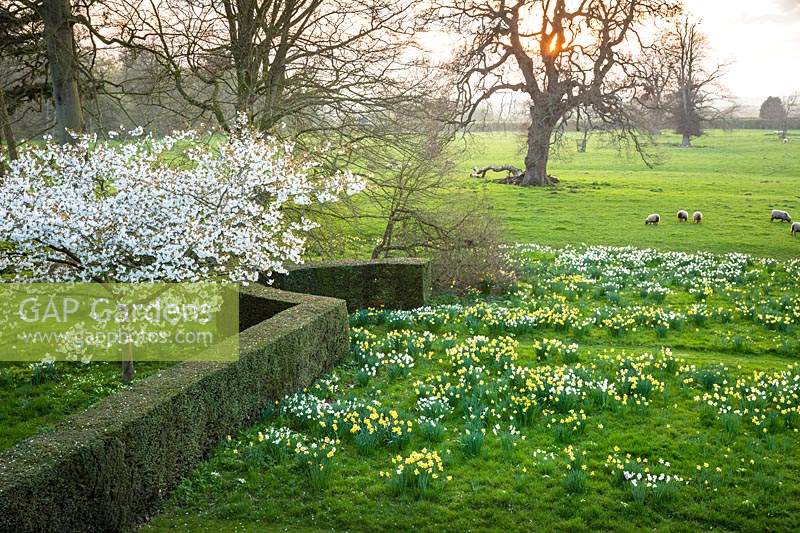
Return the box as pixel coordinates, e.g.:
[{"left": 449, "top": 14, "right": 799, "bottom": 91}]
[
  {"left": 144, "top": 245, "right": 800, "bottom": 532},
  {"left": 0, "top": 362, "right": 168, "bottom": 450},
  {"left": 452, "top": 130, "right": 800, "bottom": 259}
]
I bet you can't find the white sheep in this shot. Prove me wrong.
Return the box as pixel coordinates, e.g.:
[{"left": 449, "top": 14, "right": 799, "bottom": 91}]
[
  {"left": 677, "top": 210, "right": 689, "bottom": 222},
  {"left": 771, "top": 210, "right": 792, "bottom": 223},
  {"left": 793, "top": 222, "right": 800, "bottom": 237},
  {"left": 645, "top": 214, "right": 661, "bottom": 225},
  {"left": 693, "top": 211, "right": 703, "bottom": 224}
]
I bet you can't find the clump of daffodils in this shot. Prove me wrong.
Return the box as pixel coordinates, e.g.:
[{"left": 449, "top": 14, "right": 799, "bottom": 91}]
[
  {"left": 492, "top": 423, "right": 525, "bottom": 456},
  {"left": 605, "top": 451, "right": 685, "bottom": 505},
  {"left": 548, "top": 409, "right": 587, "bottom": 443},
  {"left": 532, "top": 338, "right": 579, "bottom": 363},
  {"left": 244, "top": 426, "right": 300, "bottom": 464},
  {"left": 561, "top": 445, "right": 588, "bottom": 493},
  {"left": 382, "top": 448, "right": 450, "bottom": 495},
  {"left": 294, "top": 437, "right": 339, "bottom": 490}
]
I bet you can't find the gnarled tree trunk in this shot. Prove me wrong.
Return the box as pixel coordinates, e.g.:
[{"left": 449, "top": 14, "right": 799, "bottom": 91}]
[
  {"left": 41, "top": 0, "right": 83, "bottom": 143},
  {"left": 521, "top": 109, "right": 557, "bottom": 187}
]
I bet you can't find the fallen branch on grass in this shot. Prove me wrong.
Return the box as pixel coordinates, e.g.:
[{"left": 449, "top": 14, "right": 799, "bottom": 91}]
[{"left": 471, "top": 165, "right": 559, "bottom": 185}]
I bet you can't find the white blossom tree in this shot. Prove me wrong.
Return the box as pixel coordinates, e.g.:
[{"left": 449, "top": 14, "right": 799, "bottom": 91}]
[
  {"left": 0, "top": 118, "right": 363, "bottom": 380},
  {"left": 0, "top": 120, "right": 362, "bottom": 283}
]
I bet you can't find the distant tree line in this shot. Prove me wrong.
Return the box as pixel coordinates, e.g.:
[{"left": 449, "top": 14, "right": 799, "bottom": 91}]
[{"left": 471, "top": 117, "right": 800, "bottom": 134}]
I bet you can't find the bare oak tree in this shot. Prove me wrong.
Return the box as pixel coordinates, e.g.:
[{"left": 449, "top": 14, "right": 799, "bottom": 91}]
[
  {"left": 429, "top": 0, "right": 680, "bottom": 186},
  {"left": 659, "top": 17, "right": 732, "bottom": 147}
]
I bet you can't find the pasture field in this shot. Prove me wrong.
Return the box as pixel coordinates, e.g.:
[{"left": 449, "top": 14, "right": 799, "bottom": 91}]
[
  {"left": 144, "top": 245, "right": 800, "bottom": 532},
  {"left": 454, "top": 130, "right": 800, "bottom": 259}
]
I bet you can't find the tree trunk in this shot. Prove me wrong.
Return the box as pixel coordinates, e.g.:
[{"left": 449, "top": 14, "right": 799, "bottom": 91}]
[
  {"left": 681, "top": 134, "right": 692, "bottom": 148},
  {"left": 372, "top": 217, "right": 396, "bottom": 259},
  {"left": 121, "top": 341, "right": 135, "bottom": 384},
  {"left": 521, "top": 113, "right": 555, "bottom": 186},
  {"left": 0, "top": 89, "right": 18, "bottom": 176},
  {"left": 41, "top": 0, "right": 83, "bottom": 143}
]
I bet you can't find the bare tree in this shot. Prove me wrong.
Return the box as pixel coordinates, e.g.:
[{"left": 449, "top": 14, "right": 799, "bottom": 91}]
[
  {"left": 660, "top": 17, "right": 732, "bottom": 148},
  {"left": 360, "top": 109, "right": 458, "bottom": 260},
  {"left": 340, "top": 105, "right": 515, "bottom": 294},
  {"left": 1, "top": 0, "right": 88, "bottom": 143},
  {"left": 780, "top": 92, "right": 799, "bottom": 139},
  {"left": 428, "top": 0, "right": 680, "bottom": 186},
  {"left": 0, "top": 0, "right": 48, "bottom": 150},
  {"left": 76, "top": 0, "right": 429, "bottom": 136},
  {"left": 572, "top": 104, "right": 599, "bottom": 152},
  {"left": 292, "top": 95, "right": 463, "bottom": 260},
  {"left": 631, "top": 29, "right": 675, "bottom": 135}
]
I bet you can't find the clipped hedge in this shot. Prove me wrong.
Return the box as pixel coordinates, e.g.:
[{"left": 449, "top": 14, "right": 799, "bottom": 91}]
[
  {"left": 269, "top": 258, "right": 431, "bottom": 311},
  {"left": 0, "top": 286, "right": 349, "bottom": 533}
]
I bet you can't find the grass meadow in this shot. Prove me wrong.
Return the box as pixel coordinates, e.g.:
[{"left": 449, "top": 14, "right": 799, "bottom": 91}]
[{"left": 455, "top": 129, "right": 800, "bottom": 258}]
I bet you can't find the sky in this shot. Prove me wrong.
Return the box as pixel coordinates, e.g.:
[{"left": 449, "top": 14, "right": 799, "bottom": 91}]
[
  {"left": 419, "top": 0, "right": 800, "bottom": 104},
  {"left": 683, "top": 0, "right": 800, "bottom": 101}
]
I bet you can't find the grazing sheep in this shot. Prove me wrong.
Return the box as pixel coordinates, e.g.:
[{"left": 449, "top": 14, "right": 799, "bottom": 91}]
[
  {"left": 677, "top": 210, "right": 689, "bottom": 222},
  {"left": 693, "top": 211, "right": 703, "bottom": 224},
  {"left": 793, "top": 222, "right": 800, "bottom": 237},
  {"left": 771, "top": 210, "right": 792, "bottom": 223},
  {"left": 645, "top": 214, "right": 661, "bottom": 225},
  {"left": 784, "top": 138, "right": 790, "bottom": 144}
]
